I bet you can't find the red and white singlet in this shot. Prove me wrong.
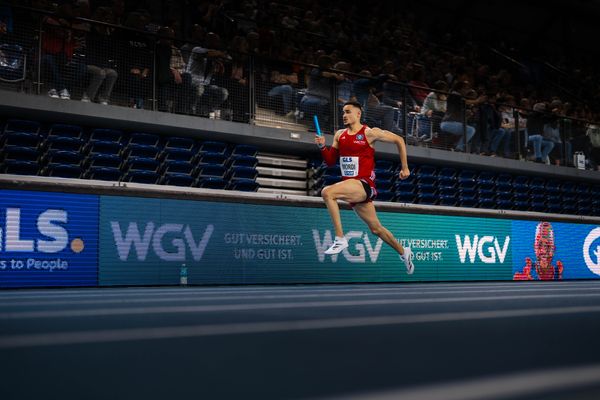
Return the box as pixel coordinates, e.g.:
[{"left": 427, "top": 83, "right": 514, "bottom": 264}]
[{"left": 337, "top": 125, "right": 376, "bottom": 188}]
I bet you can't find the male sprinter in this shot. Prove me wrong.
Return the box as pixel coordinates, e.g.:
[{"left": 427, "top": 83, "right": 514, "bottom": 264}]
[{"left": 315, "top": 101, "right": 414, "bottom": 273}]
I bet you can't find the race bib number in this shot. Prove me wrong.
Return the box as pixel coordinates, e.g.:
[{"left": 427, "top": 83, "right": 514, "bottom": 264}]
[{"left": 340, "top": 156, "right": 359, "bottom": 177}]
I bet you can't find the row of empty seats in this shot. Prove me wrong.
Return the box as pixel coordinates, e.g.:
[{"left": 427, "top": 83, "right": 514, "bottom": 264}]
[
  {"left": 309, "top": 160, "right": 600, "bottom": 216},
  {"left": 0, "top": 119, "right": 260, "bottom": 191}
]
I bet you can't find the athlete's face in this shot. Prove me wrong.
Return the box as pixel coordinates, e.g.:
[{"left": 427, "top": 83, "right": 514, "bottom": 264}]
[{"left": 342, "top": 105, "right": 361, "bottom": 126}]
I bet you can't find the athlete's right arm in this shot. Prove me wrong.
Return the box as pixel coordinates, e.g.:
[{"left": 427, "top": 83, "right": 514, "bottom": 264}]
[{"left": 316, "top": 129, "right": 343, "bottom": 166}]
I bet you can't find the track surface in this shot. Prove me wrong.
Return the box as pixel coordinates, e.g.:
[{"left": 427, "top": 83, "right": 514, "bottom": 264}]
[{"left": 2, "top": 281, "right": 600, "bottom": 399}]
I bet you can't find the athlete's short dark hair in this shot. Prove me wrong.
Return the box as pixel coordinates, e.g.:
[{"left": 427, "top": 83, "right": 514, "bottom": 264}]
[{"left": 343, "top": 100, "right": 363, "bottom": 111}]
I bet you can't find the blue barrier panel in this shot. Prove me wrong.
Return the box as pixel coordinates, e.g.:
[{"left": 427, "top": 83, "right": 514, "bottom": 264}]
[
  {"left": 0, "top": 190, "right": 99, "bottom": 287},
  {"left": 512, "top": 220, "right": 600, "bottom": 280}
]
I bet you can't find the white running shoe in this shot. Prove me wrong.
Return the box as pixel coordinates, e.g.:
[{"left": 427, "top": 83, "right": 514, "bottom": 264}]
[
  {"left": 48, "top": 88, "right": 59, "bottom": 98},
  {"left": 401, "top": 247, "right": 415, "bottom": 274},
  {"left": 324, "top": 236, "right": 349, "bottom": 255},
  {"left": 59, "top": 88, "right": 70, "bottom": 99}
]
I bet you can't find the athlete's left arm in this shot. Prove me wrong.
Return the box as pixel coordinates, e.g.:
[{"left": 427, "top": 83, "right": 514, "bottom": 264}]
[{"left": 366, "top": 128, "right": 410, "bottom": 180}]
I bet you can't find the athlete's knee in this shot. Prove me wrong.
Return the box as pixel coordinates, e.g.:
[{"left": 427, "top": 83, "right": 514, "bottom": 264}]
[
  {"left": 321, "top": 186, "right": 336, "bottom": 201},
  {"left": 369, "top": 223, "right": 384, "bottom": 236}
]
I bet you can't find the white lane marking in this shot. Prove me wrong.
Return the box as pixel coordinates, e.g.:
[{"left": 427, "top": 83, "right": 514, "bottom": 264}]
[
  {"left": 2, "top": 286, "right": 600, "bottom": 308},
  {"left": 332, "top": 364, "right": 600, "bottom": 400},
  {"left": 2, "top": 292, "right": 600, "bottom": 320},
  {"left": 1, "top": 304, "right": 600, "bottom": 349},
  {"left": 1, "top": 282, "right": 599, "bottom": 301}
]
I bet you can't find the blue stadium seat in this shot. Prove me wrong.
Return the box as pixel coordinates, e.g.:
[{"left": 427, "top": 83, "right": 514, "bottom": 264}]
[
  {"left": 377, "top": 178, "right": 395, "bottom": 191},
  {"left": 231, "top": 144, "right": 258, "bottom": 157},
  {"left": 161, "top": 173, "right": 195, "bottom": 187},
  {"left": 196, "top": 164, "right": 227, "bottom": 179},
  {"left": 89, "top": 128, "right": 123, "bottom": 142},
  {"left": 375, "top": 169, "right": 396, "bottom": 183},
  {"left": 162, "top": 160, "right": 194, "bottom": 175},
  {"left": 228, "top": 178, "right": 259, "bottom": 192},
  {"left": 562, "top": 203, "right": 577, "bottom": 215},
  {"left": 197, "top": 177, "right": 228, "bottom": 189},
  {"left": 0, "top": 145, "right": 38, "bottom": 162},
  {"left": 84, "top": 166, "right": 121, "bottom": 181},
  {"left": 459, "top": 194, "right": 478, "bottom": 208},
  {"left": 513, "top": 175, "right": 530, "bottom": 192},
  {"left": 128, "top": 132, "right": 160, "bottom": 147},
  {"left": 0, "top": 131, "right": 40, "bottom": 148},
  {"left": 477, "top": 171, "right": 497, "bottom": 187},
  {"left": 48, "top": 124, "right": 83, "bottom": 139},
  {"left": 531, "top": 200, "right": 546, "bottom": 213},
  {"left": 416, "top": 164, "right": 437, "bottom": 178},
  {"left": 42, "top": 150, "right": 83, "bottom": 166},
  {"left": 85, "top": 153, "right": 122, "bottom": 169},
  {"left": 438, "top": 167, "right": 457, "bottom": 188},
  {"left": 161, "top": 148, "right": 195, "bottom": 163},
  {"left": 84, "top": 140, "right": 123, "bottom": 157},
  {"left": 3, "top": 119, "right": 41, "bottom": 135},
  {"left": 229, "top": 166, "right": 258, "bottom": 180},
  {"left": 529, "top": 177, "right": 546, "bottom": 192},
  {"left": 229, "top": 154, "right": 258, "bottom": 168},
  {"left": 42, "top": 164, "right": 81, "bottom": 179},
  {"left": 545, "top": 180, "right": 561, "bottom": 195},
  {"left": 561, "top": 181, "right": 577, "bottom": 194},
  {"left": 123, "top": 170, "right": 161, "bottom": 184},
  {"left": 122, "top": 157, "right": 160, "bottom": 173},
  {"left": 576, "top": 183, "right": 591, "bottom": 195},
  {"left": 43, "top": 136, "right": 83, "bottom": 152},
  {"left": 376, "top": 189, "right": 394, "bottom": 202},
  {"left": 123, "top": 143, "right": 160, "bottom": 159},
  {"left": 199, "top": 141, "right": 228, "bottom": 154},
  {"left": 197, "top": 151, "right": 228, "bottom": 166},
  {"left": 0, "top": 160, "right": 39, "bottom": 175},
  {"left": 439, "top": 194, "right": 458, "bottom": 206},
  {"left": 416, "top": 192, "right": 437, "bottom": 205},
  {"left": 375, "top": 160, "right": 396, "bottom": 173},
  {"left": 514, "top": 199, "right": 531, "bottom": 211},
  {"left": 164, "top": 136, "right": 196, "bottom": 151},
  {"left": 495, "top": 174, "right": 513, "bottom": 192},
  {"left": 395, "top": 191, "right": 416, "bottom": 203},
  {"left": 458, "top": 169, "right": 477, "bottom": 188}
]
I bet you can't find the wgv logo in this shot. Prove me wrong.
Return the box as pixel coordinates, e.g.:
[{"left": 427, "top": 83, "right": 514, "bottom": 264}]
[
  {"left": 0, "top": 208, "right": 82, "bottom": 253},
  {"left": 455, "top": 235, "right": 510, "bottom": 264},
  {"left": 110, "top": 222, "right": 214, "bottom": 262},
  {"left": 312, "top": 229, "right": 383, "bottom": 263},
  {"left": 583, "top": 227, "right": 600, "bottom": 276}
]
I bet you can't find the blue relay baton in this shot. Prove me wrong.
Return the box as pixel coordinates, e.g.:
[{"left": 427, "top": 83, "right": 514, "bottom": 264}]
[{"left": 313, "top": 115, "right": 323, "bottom": 137}]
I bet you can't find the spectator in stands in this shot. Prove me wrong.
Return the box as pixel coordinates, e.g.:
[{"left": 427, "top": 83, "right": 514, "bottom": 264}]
[
  {"left": 120, "top": 11, "right": 152, "bottom": 109},
  {"left": 262, "top": 45, "right": 302, "bottom": 118},
  {"left": 81, "top": 7, "right": 118, "bottom": 105},
  {"left": 440, "top": 81, "right": 477, "bottom": 151},
  {"left": 543, "top": 100, "right": 572, "bottom": 165},
  {"left": 156, "top": 26, "right": 196, "bottom": 113},
  {"left": 488, "top": 97, "right": 515, "bottom": 157},
  {"left": 420, "top": 80, "right": 448, "bottom": 133},
  {"left": 186, "top": 31, "right": 230, "bottom": 116},
  {"left": 223, "top": 35, "right": 249, "bottom": 122},
  {"left": 526, "top": 102, "right": 555, "bottom": 163},
  {"left": 41, "top": 0, "right": 82, "bottom": 99},
  {"left": 407, "top": 64, "right": 429, "bottom": 106},
  {"left": 299, "top": 54, "right": 342, "bottom": 131},
  {"left": 587, "top": 115, "right": 600, "bottom": 170},
  {"left": 181, "top": 24, "right": 206, "bottom": 64}
]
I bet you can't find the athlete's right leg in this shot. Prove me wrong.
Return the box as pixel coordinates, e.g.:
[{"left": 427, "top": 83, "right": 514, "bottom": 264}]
[{"left": 321, "top": 179, "right": 368, "bottom": 254}]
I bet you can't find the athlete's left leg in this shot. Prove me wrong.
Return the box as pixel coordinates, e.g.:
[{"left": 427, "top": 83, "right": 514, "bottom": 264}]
[
  {"left": 353, "top": 202, "right": 414, "bottom": 273},
  {"left": 352, "top": 201, "right": 405, "bottom": 255}
]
